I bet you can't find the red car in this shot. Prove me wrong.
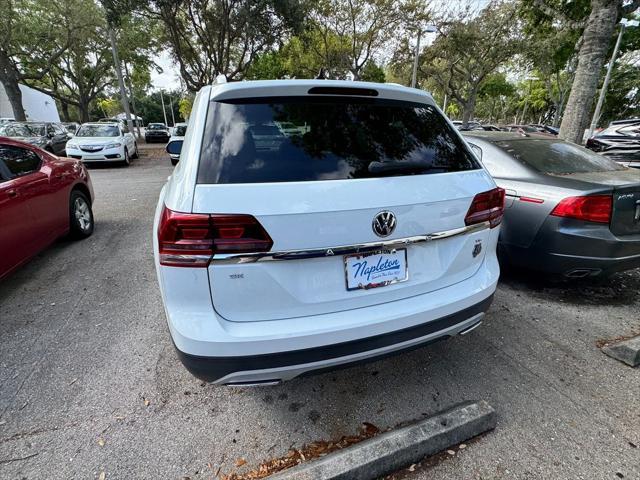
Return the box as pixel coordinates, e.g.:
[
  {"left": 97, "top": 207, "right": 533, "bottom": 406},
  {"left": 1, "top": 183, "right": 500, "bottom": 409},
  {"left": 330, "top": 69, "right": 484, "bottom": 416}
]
[{"left": 0, "top": 137, "right": 95, "bottom": 279}]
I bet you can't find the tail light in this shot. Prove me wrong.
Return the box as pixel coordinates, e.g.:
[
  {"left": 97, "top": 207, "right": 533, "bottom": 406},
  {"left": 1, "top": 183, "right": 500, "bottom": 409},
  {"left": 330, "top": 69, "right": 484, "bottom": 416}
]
[
  {"left": 550, "top": 195, "right": 612, "bottom": 224},
  {"left": 465, "top": 187, "right": 505, "bottom": 228},
  {"left": 158, "top": 206, "right": 273, "bottom": 267}
]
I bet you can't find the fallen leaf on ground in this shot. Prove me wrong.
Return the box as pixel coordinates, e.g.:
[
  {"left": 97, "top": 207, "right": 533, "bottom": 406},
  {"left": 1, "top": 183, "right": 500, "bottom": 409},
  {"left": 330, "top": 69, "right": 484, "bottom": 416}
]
[
  {"left": 220, "top": 422, "right": 381, "bottom": 480},
  {"left": 234, "top": 458, "right": 247, "bottom": 467},
  {"left": 447, "top": 450, "right": 456, "bottom": 455},
  {"left": 98, "top": 472, "right": 105, "bottom": 480},
  {"left": 143, "top": 398, "right": 150, "bottom": 407},
  {"left": 97, "top": 438, "right": 105, "bottom": 447}
]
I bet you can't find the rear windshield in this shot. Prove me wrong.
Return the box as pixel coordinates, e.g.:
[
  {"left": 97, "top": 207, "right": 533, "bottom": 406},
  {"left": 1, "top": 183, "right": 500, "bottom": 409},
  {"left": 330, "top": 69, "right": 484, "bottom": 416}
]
[
  {"left": 496, "top": 139, "right": 625, "bottom": 174},
  {"left": 197, "top": 97, "right": 479, "bottom": 184}
]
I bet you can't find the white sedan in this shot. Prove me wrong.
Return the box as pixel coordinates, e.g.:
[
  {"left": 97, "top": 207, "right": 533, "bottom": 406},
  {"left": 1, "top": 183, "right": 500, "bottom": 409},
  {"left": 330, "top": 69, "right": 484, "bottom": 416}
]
[{"left": 66, "top": 123, "right": 138, "bottom": 166}]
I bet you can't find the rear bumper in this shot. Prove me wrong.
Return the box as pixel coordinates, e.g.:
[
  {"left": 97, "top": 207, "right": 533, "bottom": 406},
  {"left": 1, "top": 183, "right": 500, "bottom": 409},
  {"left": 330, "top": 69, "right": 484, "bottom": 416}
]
[
  {"left": 175, "top": 294, "right": 493, "bottom": 384},
  {"left": 157, "top": 248, "right": 499, "bottom": 384},
  {"left": 501, "top": 217, "right": 640, "bottom": 277}
]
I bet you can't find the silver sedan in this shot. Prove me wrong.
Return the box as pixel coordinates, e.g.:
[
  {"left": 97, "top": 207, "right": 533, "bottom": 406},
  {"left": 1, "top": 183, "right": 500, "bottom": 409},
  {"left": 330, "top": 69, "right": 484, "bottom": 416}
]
[{"left": 464, "top": 132, "right": 640, "bottom": 278}]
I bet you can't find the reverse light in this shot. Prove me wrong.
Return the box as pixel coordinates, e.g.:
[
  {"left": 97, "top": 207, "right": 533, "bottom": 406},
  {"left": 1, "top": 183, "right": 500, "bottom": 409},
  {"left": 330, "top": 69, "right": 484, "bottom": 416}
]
[
  {"left": 158, "top": 206, "right": 273, "bottom": 267},
  {"left": 550, "top": 195, "right": 612, "bottom": 224},
  {"left": 465, "top": 187, "right": 505, "bottom": 229}
]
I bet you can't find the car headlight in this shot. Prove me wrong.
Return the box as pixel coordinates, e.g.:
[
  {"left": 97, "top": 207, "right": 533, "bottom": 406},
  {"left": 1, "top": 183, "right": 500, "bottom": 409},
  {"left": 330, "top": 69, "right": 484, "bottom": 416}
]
[
  {"left": 67, "top": 143, "right": 78, "bottom": 149},
  {"left": 103, "top": 142, "right": 122, "bottom": 149}
]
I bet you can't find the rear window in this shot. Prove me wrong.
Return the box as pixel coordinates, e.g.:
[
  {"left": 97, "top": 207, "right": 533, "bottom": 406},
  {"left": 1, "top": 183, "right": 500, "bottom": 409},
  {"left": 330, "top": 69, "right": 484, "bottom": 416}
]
[
  {"left": 496, "top": 139, "right": 625, "bottom": 174},
  {"left": 197, "top": 97, "right": 479, "bottom": 184}
]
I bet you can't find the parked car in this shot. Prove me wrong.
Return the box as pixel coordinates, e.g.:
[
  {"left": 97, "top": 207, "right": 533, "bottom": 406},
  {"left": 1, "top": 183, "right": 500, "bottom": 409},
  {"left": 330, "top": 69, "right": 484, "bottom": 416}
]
[
  {"left": 464, "top": 131, "right": 640, "bottom": 278},
  {"left": 145, "top": 123, "right": 170, "bottom": 143},
  {"left": 452, "top": 120, "right": 483, "bottom": 131},
  {"left": 168, "top": 123, "right": 187, "bottom": 166},
  {"left": 62, "top": 122, "right": 80, "bottom": 136},
  {"left": 0, "top": 122, "right": 69, "bottom": 155},
  {"left": 66, "top": 122, "right": 138, "bottom": 166},
  {"left": 0, "top": 137, "right": 94, "bottom": 279},
  {"left": 156, "top": 79, "right": 504, "bottom": 385},
  {"left": 586, "top": 119, "right": 640, "bottom": 169},
  {"left": 0, "top": 117, "right": 16, "bottom": 123}
]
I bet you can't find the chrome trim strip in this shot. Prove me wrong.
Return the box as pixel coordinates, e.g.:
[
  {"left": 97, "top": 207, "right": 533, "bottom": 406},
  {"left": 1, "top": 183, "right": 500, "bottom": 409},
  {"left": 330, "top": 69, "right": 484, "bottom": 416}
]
[{"left": 210, "top": 221, "right": 490, "bottom": 265}]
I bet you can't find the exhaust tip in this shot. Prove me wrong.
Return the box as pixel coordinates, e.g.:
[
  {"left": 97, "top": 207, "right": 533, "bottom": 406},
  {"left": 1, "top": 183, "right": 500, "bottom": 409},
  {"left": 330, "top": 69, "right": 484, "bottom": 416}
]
[
  {"left": 225, "top": 379, "right": 282, "bottom": 387},
  {"left": 459, "top": 320, "right": 483, "bottom": 336},
  {"left": 564, "top": 268, "right": 601, "bottom": 278}
]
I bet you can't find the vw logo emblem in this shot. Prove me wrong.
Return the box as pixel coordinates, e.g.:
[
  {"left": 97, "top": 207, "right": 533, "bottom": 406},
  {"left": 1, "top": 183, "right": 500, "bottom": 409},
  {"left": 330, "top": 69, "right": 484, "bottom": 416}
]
[{"left": 372, "top": 211, "right": 396, "bottom": 237}]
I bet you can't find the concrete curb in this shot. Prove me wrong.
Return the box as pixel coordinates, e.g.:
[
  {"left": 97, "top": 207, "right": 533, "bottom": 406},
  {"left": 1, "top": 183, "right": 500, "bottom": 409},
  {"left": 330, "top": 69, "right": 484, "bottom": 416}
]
[
  {"left": 602, "top": 336, "right": 640, "bottom": 367},
  {"left": 269, "top": 400, "right": 496, "bottom": 480}
]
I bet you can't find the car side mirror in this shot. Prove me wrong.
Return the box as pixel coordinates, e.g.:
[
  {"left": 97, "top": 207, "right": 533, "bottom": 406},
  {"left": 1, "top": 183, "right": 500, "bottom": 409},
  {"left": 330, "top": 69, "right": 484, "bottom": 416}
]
[
  {"left": 468, "top": 143, "right": 482, "bottom": 161},
  {"left": 166, "top": 139, "right": 183, "bottom": 155}
]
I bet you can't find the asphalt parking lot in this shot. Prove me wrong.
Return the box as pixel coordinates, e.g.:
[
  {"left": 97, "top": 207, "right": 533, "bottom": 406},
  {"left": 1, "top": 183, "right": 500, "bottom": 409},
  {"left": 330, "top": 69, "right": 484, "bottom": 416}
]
[{"left": 1, "top": 145, "right": 639, "bottom": 480}]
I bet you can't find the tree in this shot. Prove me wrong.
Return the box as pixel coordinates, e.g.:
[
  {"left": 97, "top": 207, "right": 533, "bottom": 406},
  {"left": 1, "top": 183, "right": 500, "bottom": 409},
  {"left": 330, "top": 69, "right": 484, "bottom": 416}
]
[
  {"left": 416, "top": 1, "right": 522, "bottom": 127},
  {"left": 25, "top": 0, "right": 115, "bottom": 122},
  {"left": 97, "top": 98, "right": 121, "bottom": 117},
  {"left": 179, "top": 96, "right": 194, "bottom": 120},
  {"left": 534, "top": 0, "right": 640, "bottom": 142},
  {"left": 0, "top": 0, "right": 73, "bottom": 120},
  {"left": 309, "top": 0, "right": 428, "bottom": 80},
  {"left": 147, "top": 0, "right": 308, "bottom": 90},
  {"left": 477, "top": 73, "right": 516, "bottom": 123}
]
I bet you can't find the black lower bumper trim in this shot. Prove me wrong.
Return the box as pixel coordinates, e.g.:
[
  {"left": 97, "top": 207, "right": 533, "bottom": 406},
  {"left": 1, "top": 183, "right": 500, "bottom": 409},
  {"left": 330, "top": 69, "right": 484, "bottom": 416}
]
[{"left": 175, "top": 294, "right": 494, "bottom": 383}]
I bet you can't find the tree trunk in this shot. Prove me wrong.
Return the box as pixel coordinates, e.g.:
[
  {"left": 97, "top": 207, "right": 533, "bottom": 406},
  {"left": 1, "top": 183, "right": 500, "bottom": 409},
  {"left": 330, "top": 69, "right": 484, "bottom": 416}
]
[
  {"left": 79, "top": 100, "right": 90, "bottom": 122},
  {"left": 60, "top": 101, "right": 71, "bottom": 122},
  {"left": 0, "top": 50, "right": 26, "bottom": 121},
  {"left": 559, "top": 0, "right": 619, "bottom": 144},
  {"left": 461, "top": 92, "right": 477, "bottom": 128}
]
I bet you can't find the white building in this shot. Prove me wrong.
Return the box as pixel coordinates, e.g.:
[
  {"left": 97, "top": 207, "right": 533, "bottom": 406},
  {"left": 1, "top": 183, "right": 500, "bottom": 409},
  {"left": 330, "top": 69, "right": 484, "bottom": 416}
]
[{"left": 0, "top": 83, "right": 61, "bottom": 122}]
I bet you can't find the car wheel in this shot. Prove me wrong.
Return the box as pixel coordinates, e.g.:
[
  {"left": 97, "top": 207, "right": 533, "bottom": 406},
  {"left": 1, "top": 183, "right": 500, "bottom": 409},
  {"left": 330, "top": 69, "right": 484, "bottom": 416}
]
[
  {"left": 69, "top": 190, "right": 94, "bottom": 239},
  {"left": 122, "top": 148, "right": 130, "bottom": 167},
  {"left": 132, "top": 142, "right": 139, "bottom": 159}
]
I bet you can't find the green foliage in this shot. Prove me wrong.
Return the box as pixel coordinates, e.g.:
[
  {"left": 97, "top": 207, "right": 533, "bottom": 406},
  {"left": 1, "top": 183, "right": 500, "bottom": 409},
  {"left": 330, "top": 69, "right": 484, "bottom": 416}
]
[
  {"left": 147, "top": 0, "right": 309, "bottom": 89},
  {"left": 135, "top": 90, "right": 183, "bottom": 125},
  {"left": 479, "top": 73, "right": 516, "bottom": 99},
  {"left": 178, "top": 96, "right": 194, "bottom": 120},
  {"left": 360, "top": 62, "right": 385, "bottom": 83},
  {"left": 97, "top": 98, "right": 120, "bottom": 117},
  {"left": 417, "top": 0, "right": 523, "bottom": 123},
  {"left": 600, "top": 62, "right": 640, "bottom": 125}
]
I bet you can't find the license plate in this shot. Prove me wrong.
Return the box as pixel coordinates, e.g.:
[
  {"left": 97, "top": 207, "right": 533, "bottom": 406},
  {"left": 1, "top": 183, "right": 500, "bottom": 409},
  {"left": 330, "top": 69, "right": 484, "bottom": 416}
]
[{"left": 344, "top": 249, "right": 408, "bottom": 291}]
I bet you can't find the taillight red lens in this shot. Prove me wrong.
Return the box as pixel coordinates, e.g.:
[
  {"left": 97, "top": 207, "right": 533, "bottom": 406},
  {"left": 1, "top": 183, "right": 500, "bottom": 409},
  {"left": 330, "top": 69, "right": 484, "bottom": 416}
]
[
  {"left": 210, "top": 214, "right": 274, "bottom": 253},
  {"left": 158, "top": 206, "right": 273, "bottom": 267},
  {"left": 550, "top": 195, "right": 612, "bottom": 224},
  {"left": 465, "top": 187, "right": 505, "bottom": 228}
]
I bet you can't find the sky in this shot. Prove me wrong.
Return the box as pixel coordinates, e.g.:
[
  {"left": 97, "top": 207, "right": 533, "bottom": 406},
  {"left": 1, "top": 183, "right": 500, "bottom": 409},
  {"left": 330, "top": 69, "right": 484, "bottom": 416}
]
[{"left": 150, "top": 50, "right": 182, "bottom": 91}]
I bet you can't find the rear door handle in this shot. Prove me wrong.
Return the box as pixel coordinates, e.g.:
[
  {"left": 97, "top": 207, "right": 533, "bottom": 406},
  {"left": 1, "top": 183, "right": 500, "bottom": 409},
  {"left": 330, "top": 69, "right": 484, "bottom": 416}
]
[{"left": 7, "top": 189, "right": 18, "bottom": 198}]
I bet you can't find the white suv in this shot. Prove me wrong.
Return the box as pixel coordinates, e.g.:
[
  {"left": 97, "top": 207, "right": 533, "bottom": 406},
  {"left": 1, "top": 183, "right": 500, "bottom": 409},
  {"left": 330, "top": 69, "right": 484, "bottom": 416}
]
[
  {"left": 67, "top": 122, "right": 138, "bottom": 166},
  {"left": 154, "top": 80, "right": 504, "bottom": 385}
]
